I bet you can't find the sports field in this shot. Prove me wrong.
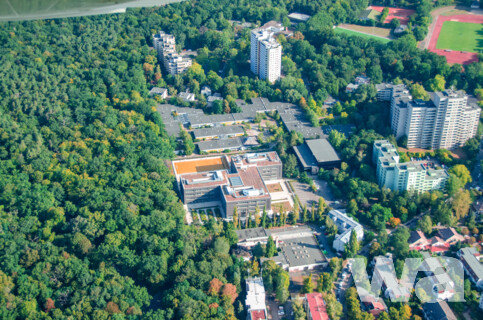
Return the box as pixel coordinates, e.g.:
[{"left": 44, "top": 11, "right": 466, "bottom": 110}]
[
  {"left": 174, "top": 157, "right": 229, "bottom": 175},
  {"left": 436, "top": 21, "right": 483, "bottom": 52},
  {"left": 335, "top": 27, "right": 391, "bottom": 44},
  {"left": 428, "top": 14, "right": 483, "bottom": 64}
]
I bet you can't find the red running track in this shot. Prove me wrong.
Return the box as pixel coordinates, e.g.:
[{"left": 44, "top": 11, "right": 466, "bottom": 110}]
[
  {"left": 369, "top": 6, "right": 415, "bottom": 24},
  {"left": 428, "top": 14, "right": 483, "bottom": 65}
]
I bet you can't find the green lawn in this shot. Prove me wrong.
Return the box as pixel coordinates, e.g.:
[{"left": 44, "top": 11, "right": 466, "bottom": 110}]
[
  {"left": 436, "top": 21, "right": 483, "bottom": 52},
  {"left": 334, "top": 27, "right": 391, "bottom": 44}
]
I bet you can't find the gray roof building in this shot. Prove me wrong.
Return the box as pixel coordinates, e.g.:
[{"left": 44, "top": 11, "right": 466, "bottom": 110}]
[
  {"left": 306, "top": 139, "right": 340, "bottom": 167},
  {"left": 192, "top": 126, "right": 244, "bottom": 140},
  {"left": 197, "top": 137, "right": 243, "bottom": 152},
  {"left": 458, "top": 247, "right": 483, "bottom": 289},
  {"left": 237, "top": 226, "right": 328, "bottom": 272}
]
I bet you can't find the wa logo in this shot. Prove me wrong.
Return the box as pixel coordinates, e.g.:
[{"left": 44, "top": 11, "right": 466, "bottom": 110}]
[{"left": 349, "top": 256, "right": 465, "bottom": 303}]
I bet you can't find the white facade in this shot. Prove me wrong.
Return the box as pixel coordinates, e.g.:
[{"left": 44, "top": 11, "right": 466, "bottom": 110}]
[
  {"left": 259, "top": 39, "right": 282, "bottom": 83},
  {"left": 391, "top": 89, "right": 481, "bottom": 150},
  {"left": 328, "top": 209, "right": 364, "bottom": 252},
  {"left": 373, "top": 140, "right": 449, "bottom": 193},
  {"left": 245, "top": 277, "right": 267, "bottom": 314},
  {"left": 250, "top": 23, "right": 282, "bottom": 83}
]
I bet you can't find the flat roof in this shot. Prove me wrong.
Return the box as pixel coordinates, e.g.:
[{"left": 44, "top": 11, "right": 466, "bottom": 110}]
[
  {"left": 197, "top": 137, "right": 242, "bottom": 152},
  {"left": 293, "top": 144, "right": 318, "bottom": 168},
  {"left": 306, "top": 139, "right": 340, "bottom": 163},
  {"left": 272, "top": 235, "right": 326, "bottom": 268},
  {"left": 288, "top": 12, "right": 311, "bottom": 21},
  {"left": 192, "top": 125, "right": 244, "bottom": 139}
]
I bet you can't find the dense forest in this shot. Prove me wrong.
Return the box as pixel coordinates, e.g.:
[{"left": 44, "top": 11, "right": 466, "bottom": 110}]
[{"left": 0, "top": 0, "right": 481, "bottom": 318}]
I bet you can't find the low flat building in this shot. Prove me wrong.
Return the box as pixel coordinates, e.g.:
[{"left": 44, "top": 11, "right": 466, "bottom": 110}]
[
  {"left": 305, "top": 293, "right": 329, "bottom": 320},
  {"left": 237, "top": 226, "right": 328, "bottom": 272},
  {"left": 288, "top": 12, "right": 311, "bottom": 22},
  {"left": 192, "top": 126, "right": 244, "bottom": 140},
  {"left": 245, "top": 277, "right": 267, "bottom": 320},
  {"left": 328, "top": 209, "right": 364, "bottom": 252},
  {"left": 197, "top": 137, "right": 243, "bottom": 153},
  {"left": 458, "top": 247, "right": 483, "bottom": 289},
  {"left": 293, "top": 138, "right": 340, "bottom": 173},
  {"left": 422, "top": 301, "right": 456, "bottom": 320}
]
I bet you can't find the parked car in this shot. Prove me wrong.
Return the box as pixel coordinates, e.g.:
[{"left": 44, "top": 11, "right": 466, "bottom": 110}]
[{"left": 278, "top": 306, "right": 285, "bottom": 316}]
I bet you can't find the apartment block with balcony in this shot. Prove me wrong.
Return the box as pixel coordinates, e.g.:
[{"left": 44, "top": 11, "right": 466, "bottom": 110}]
[
  {"left": 373, "top": 140, "right": 449, "bottom": 193},
  {"left": 390, "top": 89, "right": 481, "bottom": 150}
]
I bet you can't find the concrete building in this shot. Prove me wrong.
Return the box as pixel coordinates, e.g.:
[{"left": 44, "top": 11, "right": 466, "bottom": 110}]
[
  {"left": 390, "top": 89, "right": 481, "bottom": 150},
  {"left": 250, "top": 22, "right": 283, "bottom": 83},
  {"left": 192, "top": 126, "right": 244, "bottom": 140},
  {"left": 458, "top": 247, "right": 483, "bottom": 290},
  {"left": 236, "top": 226, "right": 328, "bottom": 272},
  {"left": 305, "top": 293, "right": 329, "bottom": 320},
  {"left": 328, "top": 209, "right": 364, "bottom": 252},
  {"left": 174, "top": 152, "right": 282, "bottom": 218},
  {"left": 373, "top": 140, "right": 449, "bottom": 193},
  {"left": 293, "top": 138, "right": 341, "bottom": 173},
  {"left": 245, "top": 277, "right": 267, "bottom": 320},
  {"left": 153, "top": 31, "right": 192, "bottom": 75},
  {"left": 149, "top": 87, "right": 168, "bottom": 99},
  {"left": 422, "top": 301, "right": 456, "bottom": 320}
]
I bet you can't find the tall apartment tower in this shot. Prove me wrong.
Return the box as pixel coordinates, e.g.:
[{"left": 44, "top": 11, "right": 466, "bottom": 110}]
[
  {"left": 430, "top": 90, "right": 480, "bottom": 150},
  {"left": 250, "top": 22, "right": 283, "bottom": 83},
  {"left": 391, "top": 88, "right": 480, "bottom": 150}
]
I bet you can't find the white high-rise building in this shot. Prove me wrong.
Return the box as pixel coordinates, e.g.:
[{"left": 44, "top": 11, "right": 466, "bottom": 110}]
[
  {"left": 250, "top": 22, "right": 283, "bottom": 83},
  {"left": 391, "top": 88, "right": 480, "bottom": 150},
  {"left": 373, "top": 140, "right": 449, "bottom": 193}
]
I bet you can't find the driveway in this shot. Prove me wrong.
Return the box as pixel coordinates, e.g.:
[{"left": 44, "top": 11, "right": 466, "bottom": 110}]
[{"left": 266, "top": 297, "right": 292, "bottom": 320}]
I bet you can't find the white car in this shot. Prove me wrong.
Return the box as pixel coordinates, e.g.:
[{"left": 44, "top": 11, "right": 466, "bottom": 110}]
[{"left": 278, "top": 306, "right": 285, "bottom": 316}]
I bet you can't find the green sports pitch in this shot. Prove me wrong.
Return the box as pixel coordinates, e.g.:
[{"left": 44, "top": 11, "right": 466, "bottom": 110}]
[
  {"left": 334, "top": 27, "right": 391, "bottom": 44},
  {"left": 436, "top": 21, "right": 483, "bottom": 53}
]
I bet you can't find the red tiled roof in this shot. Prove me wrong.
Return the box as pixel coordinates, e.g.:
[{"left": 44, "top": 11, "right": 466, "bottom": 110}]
[
  {"left": 306, "top": 293, "right": 329, "bottom": 320},
  {"left": 250, "top": 310, "right": 266, "bottom": 320}
]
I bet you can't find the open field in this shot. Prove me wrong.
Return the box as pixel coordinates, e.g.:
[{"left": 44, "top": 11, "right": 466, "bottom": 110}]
[
  {"left": 436, "top": 21, "right": 483, "bottom": 52},
  {"left": 368, "top": 6, "right": 415, "bottom": 24},
  {"left": 335, "top": 27, "right": 391, "bottom": 43},
  {"left": 428, "top": 14, "right": 483, "bottom": 64},
  {"left": 338, "top": 23, "right": 392, "bottom": 37},
  {"left": 267, "top": 182, "right": 283, "bottom": 193},
  {"left": 174, "top": 156, "right": 228, "bottom": 175}
]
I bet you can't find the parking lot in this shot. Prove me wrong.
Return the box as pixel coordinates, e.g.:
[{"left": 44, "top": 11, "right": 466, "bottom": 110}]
[{"left": 291, "top": 176, "right": 340, "bottom": 209}]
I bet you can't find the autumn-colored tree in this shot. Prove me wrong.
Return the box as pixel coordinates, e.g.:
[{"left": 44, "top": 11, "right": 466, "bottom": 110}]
[
  {"left": 209, "top": 278, "right": 223, "bottom": 296},
  {"left": 389, "top": 217, "right": 401, "bottom": 228},
  {"left": 222, "top": 283, "right": 238, "bottom": 303},
  {"left": 44, "top": 298, "right": 55, "bottom": 313},
  {"left": 105, "top": 301, "right": 121, "bottom": 314}
]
